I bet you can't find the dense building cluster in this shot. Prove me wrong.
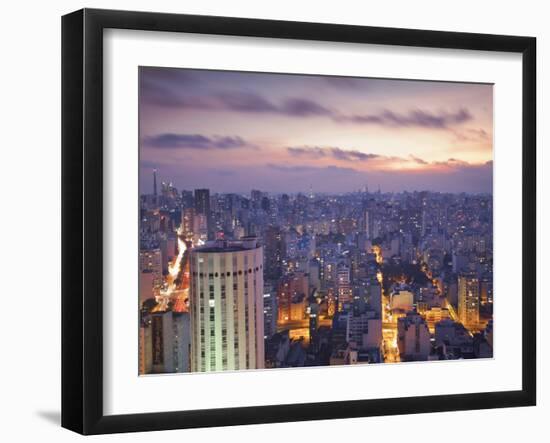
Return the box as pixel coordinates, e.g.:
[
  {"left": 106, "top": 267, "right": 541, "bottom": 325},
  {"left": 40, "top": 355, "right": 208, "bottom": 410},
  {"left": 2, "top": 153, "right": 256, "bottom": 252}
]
[{"left": 139, "top": 172, "right": 493, "bottom": 374}]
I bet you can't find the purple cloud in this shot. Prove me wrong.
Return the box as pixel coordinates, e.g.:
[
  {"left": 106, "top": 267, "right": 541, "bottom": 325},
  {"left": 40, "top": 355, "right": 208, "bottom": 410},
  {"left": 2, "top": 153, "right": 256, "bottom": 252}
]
[
  {"left": 409, "top": 154, "right": 429, "bottom": 165},
  {"left": 287, "top": 146, "right": 327, "bottom": 158},
  {"left": 142, "top": 133, "right": 250, "bottom": 150},
  {"left": 287, "top": 146, "right": 381, "bottom": 162},
  {"left": 141, "top": 82, "right": 331, "bottom": 118},
  {"left": 337, "top": 108, "right": 472, "bottom": 128},
  {"left": 140, "top": 67, "right": 476, "bottom": 133},
  {"left": 285, "top": 146, "right": 491, "bottom": 173},
  {"left": 215, "top": 92, "right": 278, "bottom": 113},
  {"left": 266, "top": 163, "right": 359, "bottom": 174},
  {"left": 280, "top": 98, "right": 332, "bottom": 117},
  {"left": 330, "top": 148, "right": 380, "bottom": 161},
  {"left": 141, "top": 71, "right": 472, "bottom": 130}
]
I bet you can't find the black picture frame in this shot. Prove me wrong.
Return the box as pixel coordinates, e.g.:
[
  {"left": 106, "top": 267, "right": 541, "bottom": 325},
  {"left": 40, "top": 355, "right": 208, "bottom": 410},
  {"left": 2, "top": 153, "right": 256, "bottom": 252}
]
[{"left": 61, "top": 8, "right": 537, "bottom": 435}]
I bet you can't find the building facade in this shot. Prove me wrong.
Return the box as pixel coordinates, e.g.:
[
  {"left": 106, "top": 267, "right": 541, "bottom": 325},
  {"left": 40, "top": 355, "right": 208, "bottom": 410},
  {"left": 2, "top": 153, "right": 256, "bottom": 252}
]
[
  {"left": 264, "top": 226, "right": 285, "bottom": 280},
  {"left": 139, "top": 248, "right": 163, "bottom": 302},
  {"left": 189, "top": 238, "right": 264, "bottom": 372},
  {"left": 194, "top": 188, "right": 212, "bottom": 239},
  {"left": 276, "top": 272, "right": 309, "bottom": 323},
  {"left": 397, "top": 311, "right": 431, "bottom": 361},
  {"left": 144, "top": 310, "right": 190, "bottom": 374},
  {"left": 458, "top": 272, "right": 480, "bottom": 327}
]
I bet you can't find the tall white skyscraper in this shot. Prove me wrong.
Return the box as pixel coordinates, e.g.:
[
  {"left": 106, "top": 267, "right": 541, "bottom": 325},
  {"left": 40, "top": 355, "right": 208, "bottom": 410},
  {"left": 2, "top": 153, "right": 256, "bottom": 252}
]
[{"left": 189, "top": 237, "right": 264, "bottom": 372}]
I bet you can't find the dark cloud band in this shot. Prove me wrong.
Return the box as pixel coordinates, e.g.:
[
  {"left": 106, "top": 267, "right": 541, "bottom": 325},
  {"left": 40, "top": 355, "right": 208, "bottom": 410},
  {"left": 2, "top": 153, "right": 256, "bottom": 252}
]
[
  {"left": 141, "top": 73, "right": 472, "bottom": 130},
  {"left": 288, "top": 146, "right": 381, "bottom": 162},
  {"left": 334, "top": 108, "right": 472, "bottom": 129},
  {"left": 142, "top": 133, "right": 250, "bottom": 150}
]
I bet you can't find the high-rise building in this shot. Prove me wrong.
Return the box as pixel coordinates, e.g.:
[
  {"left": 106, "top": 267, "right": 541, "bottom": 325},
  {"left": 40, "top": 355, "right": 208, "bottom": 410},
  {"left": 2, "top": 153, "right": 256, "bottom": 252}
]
[
  {"left": 397, "top": 311, "right": 431, "bottom": 361},
  {"left": 367, "top": 281, "right": 382, "bottom": 317},
  {"left": 263, "top": 284, "right": 277, "bottom": 339},
  {"left": 139, "top": 248, "right": 163, "bottom": 293},
  {"left": 480, "top": 273, "right": 493, "bottom": 305},
  {"left": 189, "top": 238, "right": 264, "bottom": 372},
  {"left": 194, "top": 188, "right": 211, "bottom": 239},
  {"left": 308, "top": 301, "right": 320, "bottom": 349},
  {"left": 276, "top": 272, "right": 309, "bottom": 323},
  {"left": 148, "top": 310, "right": 191, "bottom": 374},
  {"left": 139, "top": 324, "right": 152, "bottom": 374},
  {"left": 194, "top": 188, "right": 210, "bottom": 215},
  {"left": 140, "top": 210, "right": 161, "bottom": 234},
  {"left": 193, "top": 213, "right": 208, "bottom": 244},
  {"left": 452, "top": 252, "right": 469, "bottom": 273},
  {"left": 458, "top": 272, "right": 480, "bottom": 327},
  {"left": 157, "top": 234, "right": 169, "bottom": 275},
  {"left": 336, "top": 265, "right": 352, "bottom": 310},
  {"left": 390, "top": 289, "right": 414, "bottom": 312},
  {"left": 264, "top": 226, "right": 285, "bottom": 279},
  {"left": 139, "top": 270, "right": 157, "bottom": 304},
  {"left": 181, "top": 207, "right": 195, "bottom": 237},
  {"left": 308, "top": 259, "right": 321, "bottom": 290},
  {"left": 435, "top": 319, "right": 471, "bottom": 348},
  {"left": 181, "top": 189, "right": 194, "bottom": 209},
  {"left": 434, "top": 318, "right": 474, "bottom": 359},
  {"left": 322, "top": 259, "right": 338, "bottom": 287},
  {"left": 347, "top": 311, "right": 382, "bottom": 349},
  {"left": 251, "top": 189, "right": 262, "bottom": 206},
  {"left": 445, "top": 278, "right": 458, "bottom": 309},
  {"left": 153, "top": 168, "right": 158, "bottom": 199},
  {"left": 233, "top": 225, "right": 245, "bottom": 240},
  {"left": 285, "top": 230, "right": 298, "bottom": 259}
]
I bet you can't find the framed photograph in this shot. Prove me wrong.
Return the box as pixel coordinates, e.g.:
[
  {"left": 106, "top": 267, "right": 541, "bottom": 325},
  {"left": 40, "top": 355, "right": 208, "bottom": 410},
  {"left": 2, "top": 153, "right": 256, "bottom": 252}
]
[{"left": 61, "top": 8, "right": 536, "bottom": 435}]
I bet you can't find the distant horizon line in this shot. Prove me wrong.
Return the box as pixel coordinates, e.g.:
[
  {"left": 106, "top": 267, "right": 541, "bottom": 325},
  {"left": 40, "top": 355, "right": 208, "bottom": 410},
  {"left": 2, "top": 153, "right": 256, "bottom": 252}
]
[{"left": 139, "top": 188, "right": 493, "bottom": 196}]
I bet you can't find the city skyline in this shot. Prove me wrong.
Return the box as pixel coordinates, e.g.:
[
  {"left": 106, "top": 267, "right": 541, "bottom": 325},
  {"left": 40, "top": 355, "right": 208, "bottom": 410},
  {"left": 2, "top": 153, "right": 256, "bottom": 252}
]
[
  {"left": 139, "top": 67, "right": 493, "bottom": 194},
  {"left": 147, "top": 170, "right": 494, "bottom": 197},
  {"left": 139, "top": 186, "right": 494, "bottom": 373}
]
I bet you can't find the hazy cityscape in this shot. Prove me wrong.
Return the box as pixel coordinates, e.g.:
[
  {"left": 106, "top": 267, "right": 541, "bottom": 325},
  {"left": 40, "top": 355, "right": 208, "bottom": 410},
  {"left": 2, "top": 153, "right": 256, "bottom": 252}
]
[{"left": 138, "top": 67, "right": 493, "bottom": 374}]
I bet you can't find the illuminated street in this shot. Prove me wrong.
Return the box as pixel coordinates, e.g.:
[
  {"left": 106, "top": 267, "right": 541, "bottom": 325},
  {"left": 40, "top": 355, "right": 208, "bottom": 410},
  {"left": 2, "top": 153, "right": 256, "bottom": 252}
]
[{"left": 376, "top": 249, "right": 400, "bottom": 364}]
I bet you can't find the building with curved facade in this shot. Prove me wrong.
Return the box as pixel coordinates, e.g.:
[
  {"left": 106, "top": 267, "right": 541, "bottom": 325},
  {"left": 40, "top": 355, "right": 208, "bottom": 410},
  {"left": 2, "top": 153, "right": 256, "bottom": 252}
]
[{"left": 189, "top": 237, "right": 264, "bottom": 372}]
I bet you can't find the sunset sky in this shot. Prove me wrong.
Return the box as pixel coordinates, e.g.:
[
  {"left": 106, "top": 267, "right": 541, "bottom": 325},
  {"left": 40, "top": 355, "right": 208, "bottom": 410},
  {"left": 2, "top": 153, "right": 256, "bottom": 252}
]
[{"left": 139, "top": 67, "right": 493, "bottom": 194}]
